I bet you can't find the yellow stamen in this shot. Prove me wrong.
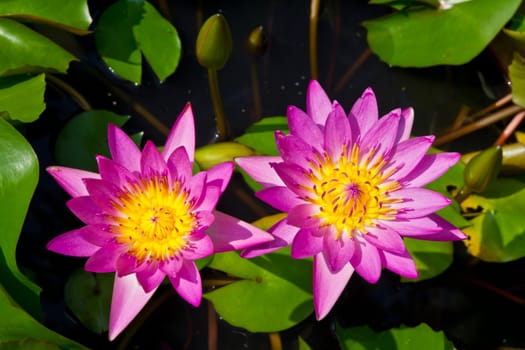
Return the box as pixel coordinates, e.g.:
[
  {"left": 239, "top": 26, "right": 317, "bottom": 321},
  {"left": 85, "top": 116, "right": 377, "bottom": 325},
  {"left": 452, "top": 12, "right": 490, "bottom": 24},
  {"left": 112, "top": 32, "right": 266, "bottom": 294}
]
[
  {"left": 306, "top": 144, "right": 399, "bottom": 239},
  {"left": 111, "top": 175, "right": 196, "bottom": 262}
]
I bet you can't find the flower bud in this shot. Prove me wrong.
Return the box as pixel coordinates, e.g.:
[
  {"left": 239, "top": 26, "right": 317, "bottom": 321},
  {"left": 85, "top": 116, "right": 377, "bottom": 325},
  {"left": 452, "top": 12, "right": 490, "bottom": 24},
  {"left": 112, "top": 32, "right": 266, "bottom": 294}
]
[
  {"left": 245, "top": 26, "right": 268, "bottom": 57},
  {"left": 195, "top": 142, "right": 255, "bottom": 170},
  {"left": 196, "top": 14, "right": 233, "bottom": 70},
  {"left": 464, "top": 146, "right": 503, "bottom": 193}
]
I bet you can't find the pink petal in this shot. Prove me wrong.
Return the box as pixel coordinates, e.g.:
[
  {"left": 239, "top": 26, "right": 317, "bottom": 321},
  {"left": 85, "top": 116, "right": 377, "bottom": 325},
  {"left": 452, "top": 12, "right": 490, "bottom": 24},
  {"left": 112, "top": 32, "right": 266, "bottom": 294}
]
[
  {"left": 163, "top": 103, "right": 195, "bottom": 162},
  {"left": 96, "top": 156, "right": 137, "bottom": 190},
  {"left": 349, "top": 87, "right": 378, "bottom": 137},
  {"left": 413, "top": 229, "right": 467, "bottom": 241},
  {"left": 389, "top": 188, "right": 452, "bottom": 219},
  {"left": 287, "top": 203, "right": 321, "bottom": 228},
  {"left": 136, "top": 262, "right": 167, "bottom": 293},
  {"left": 256, "top": 186, "right": 304, "bottom": 212},
  {"left": 324, "top": 103, "right": 352, "bottom": 161},
  {"left": 291, "top": 228, "right": 323, "bottom": 258},
  {"left": 313, "top": 253, "right": 354, "bottom": 320},
  {"left": 205, "top": 161, "right": 234, "bottom": 193},
  {"left": 141, "top": 141, "right": 168, "bottom": 176},
  {"left": 182, "top": 233, "right": 214, "bottom": 260},
  {"left": 160, "top": 256, "right": 183, "bottom": 275},
  {"left": 109, "top": 274, "right": 157, "bottom": 340},
  {"left": 271, "top": 162, "right": 313, "bottom": 198},
  {"left": 379, "top": 249, "right": 418, "bottom": 279},
  {"left": 275, "top": 131, "right": 315, "bottom": 170},
  {"left": 84, "top": 242, "right": 124, "bottom": 273},
  {"left": 240, "top": 218, "right": 299, "bottom": 258},
  {"left": 387, "top": 136, "right": 434, "bottom": 181},
  {"left": 206, "top": 211, "right": 274, "bottom": 252},
  {"left": 235, "top": 156, "right": 285, "bottom": 188},
  {"left": 47, "top": 228, "right": 100, "bottom": 257},
  {"left": 67, "top": 196, "right": 108, "bottom": 225},
  {"left": 287, "top": 105, "right": 324, "bottom": 152},
  {"left": 360, "top": 110, "right": 401, "bottom": 161},
  {"left": 116, "top": 253, "right": 141, "bottom": 276},
  {"left": 350, "top": 238, "right": 382, "bottom": 283},
  {"left": 194, "top": 184, "right": 220, "bottom": 212},
  {"left": 167, "top": 147, "right": 192, "bottom": 183},
  {"left": 322, "top": 229, "right": 356, "bottom": 272},
  {"left": 83, "top": 178, "right": 121, "bottom": 216},
  {"left": 169, "top": 260, "right": 202, "bottom": 306},
  {"left": 47, "top": 166, "right": 100, "bottom": 197},
  {"left": 397, "top": 107, "right": 414, "bottom": 142},
  {"left": 400, "top": 152, "right": 460, "bottom": 187},
  {"left": 306, "top": 80, "right": 332, "bottom": 125},
  {"left": 107, "top": 124, "right": 141, "bottom": 173},
  {"left": 363, "top": 225, "right": 406, "bottom": 254},
  {"left": 381, "top": 214, "right": 457, "bottom": 237},
  {"left": 79, "top": 224, "right": 115, "bottom": 246}
]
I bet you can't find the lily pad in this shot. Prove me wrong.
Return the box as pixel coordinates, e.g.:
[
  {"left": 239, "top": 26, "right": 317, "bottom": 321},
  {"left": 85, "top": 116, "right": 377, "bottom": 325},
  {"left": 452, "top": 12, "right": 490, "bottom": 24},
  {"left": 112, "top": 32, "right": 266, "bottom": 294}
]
[
  {"left": 509, "top": 53, "right": 525, "bottom": 108},
  {"left": 0, "top": 118, "right": 41, "bottom": 319},
  {"left": 236, "top": 116, "right": 288, "bottom": 156},
  {"left": 364, "top": 0, "right": 521, "bottom": 67},
  {"left": 0, "top": 73, "right": 45, "bottom": 122},
  {"left": 94, "top": 0, "right": 181, "bottom": 84},
  {"left": 205, "top": 248, "right": 313, "bottom": 333}
]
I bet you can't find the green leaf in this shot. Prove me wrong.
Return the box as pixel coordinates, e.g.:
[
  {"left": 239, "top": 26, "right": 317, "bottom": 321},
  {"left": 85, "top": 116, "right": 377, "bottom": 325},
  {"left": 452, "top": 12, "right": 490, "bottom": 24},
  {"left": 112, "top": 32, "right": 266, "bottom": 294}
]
[
  {"left": 0, "top": 285, "right": 85, "bottom": 349},
  {"left": 509, "top": 53, "right": 525, "bottom": 108},
  {"left": 205, "top": 249, "right": 313, "bottom": 333},
  {"left": 337, "top": 323, "right": 454, "bottom": 350},
  {"left": 298, "top": 336, "right": 312, "bottom": 350},
  {"left": 0, "top": 0, "right": 91, "bottom": 34},
  {"left": 0, "top": 118, "right": 41, "bottom": 319},
  {"left": 0, "top": 18, "right": 76, "bottom": 76},
  {"left": 65, "top": 270, "right": 112, "bottom": 334},
  {"left": 403, "top": 238, "right": 453, "bottom": 282},
  {"left": 236, "top": 116, "right": 288, "bottom": 156},
  {"left": 0, "top": 74, "right": 45, "bottom": 122},
  {"left": 95, "top": 0, "right": 181, "bottom": 84},
  {"left": 503, "top": 13, "right": 525, "bottom": 44},
  {"left": 364, "top": 0, "right": 521, "bottom": 67},
  {"left": 461, "top": 175, "right": 525, "bottom": 262},
  {"left": 54, "top": 110, "right": 135, "bottom": 172}
]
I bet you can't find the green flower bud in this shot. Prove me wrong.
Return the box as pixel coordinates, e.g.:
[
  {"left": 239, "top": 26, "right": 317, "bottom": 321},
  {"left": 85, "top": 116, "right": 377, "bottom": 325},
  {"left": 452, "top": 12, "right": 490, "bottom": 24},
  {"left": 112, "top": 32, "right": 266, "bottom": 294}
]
[
  {"left": 245, "top": 26, "right": 268, "bottom": 57},
  {"left": 464, "top": 146, "right": 503, "bottom": 193},
  {"left": 195, "top": 142, "right": 254, "bottom": 170},
  {"left": 196, "top": 14, "right": 233, "bottom": 70}
]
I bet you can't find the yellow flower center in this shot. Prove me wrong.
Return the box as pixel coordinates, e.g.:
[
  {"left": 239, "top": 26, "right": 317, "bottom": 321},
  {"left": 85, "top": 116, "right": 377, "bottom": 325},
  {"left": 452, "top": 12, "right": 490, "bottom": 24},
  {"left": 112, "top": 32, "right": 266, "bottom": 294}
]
[
  {"left": 112, "top": 175, "right": 196, "bottom": 262},
  {"left": 305, "top": 144, "right": 400, "bottom": 238}
]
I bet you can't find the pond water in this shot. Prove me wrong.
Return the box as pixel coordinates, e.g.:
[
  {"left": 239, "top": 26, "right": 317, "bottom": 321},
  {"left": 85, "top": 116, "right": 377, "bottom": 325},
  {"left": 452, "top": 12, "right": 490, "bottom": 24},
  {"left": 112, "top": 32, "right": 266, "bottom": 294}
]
[{"left": 18, "top": 0, "right": 524, "bottom": 349}]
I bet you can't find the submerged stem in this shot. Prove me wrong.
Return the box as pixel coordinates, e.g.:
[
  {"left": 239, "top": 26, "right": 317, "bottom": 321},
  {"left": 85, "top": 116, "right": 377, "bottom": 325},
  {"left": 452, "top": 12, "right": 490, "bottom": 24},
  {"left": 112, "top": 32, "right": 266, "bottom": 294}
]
[
  {"left": 309, "top": 0, "right": 320, "bottom": 79},
  {"left": 207, "top": 68, "right": 229, "bottom": 141},
  {"left": 208, "top": 301, "right": 218, "bottom": 350},
  {"left": 46, "top": 74, "right": 92, "bottom": 111},
  {"left": 333, "top": 48, "right": 372, "bottom": 94},
  {"left": 493, "top": 110, "right": 525, "bottom": 146}
]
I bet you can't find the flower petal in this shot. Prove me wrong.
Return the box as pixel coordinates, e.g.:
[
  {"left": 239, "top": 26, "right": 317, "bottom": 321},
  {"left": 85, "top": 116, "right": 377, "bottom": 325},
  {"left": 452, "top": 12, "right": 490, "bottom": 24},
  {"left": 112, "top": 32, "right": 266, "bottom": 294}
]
[
  {"left": 136, "top": 262, "right": 167, "bottom": 293},
  {"left": 166, "top": 146, "right": 192, "bottom": 183},
  {"left": 97, "top": 156, "right": 137, "bottom": 190},
  {"left": 47, "top": 228, "right": 100, "bottom": 257},
  {"left": 116, "top": 253, "right": 141, "bottom": 276},
  {"left": 379, "top": 249, "right": 418, "bottom": 279},
  {"left": 163, "top": 103, "right": 195, "bottom": 162},
  {"left": 397, "top": 107, "right": 414, "bottom": 142},
  {"left": 67, "top": 196, "right": 108, "bottom": 225},
  {"left": 324, "top": 102, "right": 352, "bottom": 161},
  {"left": 235, "top": 156, "right": 284, "bottom": 188},
  {"left": 182, "top": 233, "right": 214, "bottom": 260},
  {"left": 381, "top": 214, "right": 458, "bottom": 237},
  {"left": 85, "top": 242, "right": 124, "bottom": 273},
  {"left": 141, "top": 141, "right": 168, "bottom": 176},
  {"left": 350, "top": 238, "right": 382, "bottom": 283},
  {"left": 287, "top": 105, "right": 324, "bottom": 152},
  {"left": 109, "top": 274, "right": 157, "bottom": 340},
  {"left": 240, "top": 218, "right": 299, "bottom": 258},
  {"left": 390, "top": 188, "right": 452, "bottom": 218},
  {"left": 287, "top": 203, "right": 320, "bottom": 228},
  {"left": 313, "top": 253, "right": 354, "bottom": 320},
  {"left": 291, "top": 228, "right": 323, "bottom": 258},
  {"left": 205, "top": 161, "right": 234, "bottom": 193},
  {"left": 256, "top": 186, "right": 304, "bottom": 212},
  {"left": 387, "top": 136, "right": 434, "bottom": 181},
  {"left": 360, "top": 109, "right": 401, "bottom": 160},
  {"left": 306, "top": 80, "right": 332, "bottom": 125},
  {"left": 271, "top": 162, "right": 313, "bottom": 198},
  {"left": 275, "top": 131, "right": 315, "bottom": 170},
  {"left": 169, "top": 260, "right": 202, "bottom": 306},
  {"left": 84, "top": 178, "right": 121, "bottom": 216},
  {"left": 322, "top": 229, "right": 356, "bottom": 272},
  {"left": 400, "top": 152, "right": 460, "bottom": 187},
  {"left": 107, "top": 124, "right": 141, "bottom": 172},
  {"left": 206, "top": 211, "right": 274, "bottom": 252},
  {"left": 47, "top": 166, "right": 99, "bottom": 197},
  {"left": 349, "top": 87, "right": 378, "bottom": 137},
  {"left": 363, "top": 225, "right": 406, "bottom": 254}
]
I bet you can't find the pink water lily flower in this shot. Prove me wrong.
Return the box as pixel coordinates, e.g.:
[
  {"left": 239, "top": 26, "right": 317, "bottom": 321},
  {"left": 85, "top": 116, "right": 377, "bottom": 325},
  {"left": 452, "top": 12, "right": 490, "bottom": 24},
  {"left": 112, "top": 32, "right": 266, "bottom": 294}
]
[
  {"left": 47, "top": 104, "right": 273, "bottom": 340},
  {"left": 236, "top": 81, "right": 466, "bottom": 320}
]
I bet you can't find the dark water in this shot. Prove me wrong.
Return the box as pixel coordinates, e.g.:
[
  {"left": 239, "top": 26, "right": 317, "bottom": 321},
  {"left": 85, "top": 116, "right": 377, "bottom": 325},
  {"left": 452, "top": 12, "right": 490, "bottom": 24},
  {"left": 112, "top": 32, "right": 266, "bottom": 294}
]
[{"left": 19, "top": 0, "right": 523, "bottom": 349}]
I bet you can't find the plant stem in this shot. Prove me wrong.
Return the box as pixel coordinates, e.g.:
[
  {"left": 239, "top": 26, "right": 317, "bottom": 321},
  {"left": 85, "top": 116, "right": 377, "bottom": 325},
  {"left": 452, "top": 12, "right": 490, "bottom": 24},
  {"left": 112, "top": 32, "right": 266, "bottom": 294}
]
[
  {"left": 465, "top": 275, "right": 525, "bottom": 305},
  {"left": 208, "top": 301, "right": 218, "bottom": 350},
  {"left": 250, "top": 60, "right": 263, "bottom": 120},
  {"left": 309, "top": 0, "right": 320, "bottom": 79},
  {"left": 467, "top": 93, "right": 513, "bottom": 121},
  {"left": 493, "top": 110, "right": 525, "bottom": 146},
  {"left": 333, "top": 48, "right": 372, "bottom": 94},
  {"left": 207, "top": 68, "right": 229, "bottom": 141},
  {"left": 45, "top": 74, "right": 92, "bottom": 111},
  {"left": 269, "top": 332, "right": 283, "bottom": 350}
]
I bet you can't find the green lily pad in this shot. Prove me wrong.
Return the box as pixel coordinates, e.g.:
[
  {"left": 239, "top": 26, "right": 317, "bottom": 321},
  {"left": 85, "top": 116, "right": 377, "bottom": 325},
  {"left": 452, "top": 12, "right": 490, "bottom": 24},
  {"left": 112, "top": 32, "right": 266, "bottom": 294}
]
[
  {"left": 0, "top": 74, "right": 45, "bottom": 122},
  {"left": 65, "top": 270, "right": 113, "bottom": 334},
  {"left": 0, "top": 285, "right": 85, "bottom": 349},
  {"left": 509, "top": 53, "right": 525, "bottom": 108},
  {"left": 205, "top": 248, "right": 313, "bottom": 333},
  {"left": 337, "top": 323, "right": 454, "bottom": 350},
  {"left": 461, "top": 175, "right": 525, "bottom": 262},
  {"left": 236, "top": 116, "right": 288, "bottom": 156},
  {"left": 0, "top": 118, "right": 41, "bottom": 319},
  {"left": 54, "top": 110, "right": 141, "bottom": 172},
  {"left": 94, "top": 0, "right": 181, "bottom": 84},
  {"left": 0, "top": 0, "right": 91, "bottom": 34},
  {"left": 364, "top": 0, "right": 521, "bottom": 67}
]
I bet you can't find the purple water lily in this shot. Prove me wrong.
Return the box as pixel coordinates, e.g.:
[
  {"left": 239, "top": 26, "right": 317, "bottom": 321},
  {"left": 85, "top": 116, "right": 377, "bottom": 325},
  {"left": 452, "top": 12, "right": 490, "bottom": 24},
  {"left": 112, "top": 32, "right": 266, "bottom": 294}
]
[
  {"left": 236, "top": 81, "right": 466, "bottom": 319},
  {"left": 47, "top": 104, "right": 273, "bottom": 340}
]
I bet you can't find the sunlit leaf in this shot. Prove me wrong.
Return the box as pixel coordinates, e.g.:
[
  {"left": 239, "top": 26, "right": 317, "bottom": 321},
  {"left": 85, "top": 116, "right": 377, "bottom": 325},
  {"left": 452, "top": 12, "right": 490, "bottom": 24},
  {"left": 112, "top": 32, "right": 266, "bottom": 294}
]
[
  {"left": 0, "top": 74, "right": 45, "bottom": 122},
  {"left": 205, "top": 248, "right": 313, "bottom": 333},
  {"left": 509, "top": 53, "right": 525, "bottom": 108},
  {"left": 236, "top": 116, "right": 288, "bottom": 156},
  {"left": 0, "top": 0, "right": 91, "bottom": 34},
  {"left": 503, "top": 13, "right": 525, "bottom": 44},
  {"left": 54, "top": 110, "right": 137, "bottom": 172},
  {"left": 337, "top": 323, "right": 454, "bottom": 350},
  {"left": 65, "top": 270, "right": 112, "bottom": 334},
  {"left": 0, "top": 118, "right": 41, "bottom": 319},
  {"left": 364, "top": 0, "right": 521, "bottom": 67},
  {"left": 461, "top": 175, "right": 525, "bottom": 262},
  {"left": 95, "top": 0, "right": 181, "bottom": 84},
  {"left": 0, "top": 18, "right": 76, "bottom": 77},
  {"left": 195, "top": 142, "right": 255, "bottom": 170},
  {"left": 0, "top": 285, "right": 85, "bottom": 349}
]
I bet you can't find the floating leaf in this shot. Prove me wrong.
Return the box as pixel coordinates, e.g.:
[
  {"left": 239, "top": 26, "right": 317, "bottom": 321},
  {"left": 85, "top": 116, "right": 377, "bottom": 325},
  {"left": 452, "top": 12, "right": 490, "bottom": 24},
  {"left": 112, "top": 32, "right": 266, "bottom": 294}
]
[
  {"left": 0, "top": 118, "right": 41, "bottom": 319},
  {"left": 503, "top": 13, "right": 525, "bottom": 44},
  {"left": 54, "top": 110, "right": 138, "bottom": 172},
  {"left": 0, "top": 74, "right": 45, "bottom": 122},
  {"left": 65, "top": 269, "right": 112, "bottom": 334},
  {"left": 461, "top": 175, "right": 525, "bottom": 262},
  {"left": 337, "top": 323, "right": 454, "bottom": 350},
  {"left": 95, "top": 0, "right": 181, "bottom": 84},
  {"left": 0, "top": 18, "right": 76, "bottom": 76},
  {"left": 509, "top": 53, "right": 525, "bottom": 108},
  {"left": 0, "top": 285, "right": 85, "bottom": 349},
  {"left": 195, "top": 142, "right": 255, "bottom": 170},
  {"left": 205, "top": 248, "right": 313, "bottom": 333},
  {"left": 0, "top": 0, "right": 91, "bottom": 34},
  {"left": 364, "top": 0, "right": 521, "bottom": 67},
  {"left": 236, "top": 116, "right": 288, "bottom": 156}
]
